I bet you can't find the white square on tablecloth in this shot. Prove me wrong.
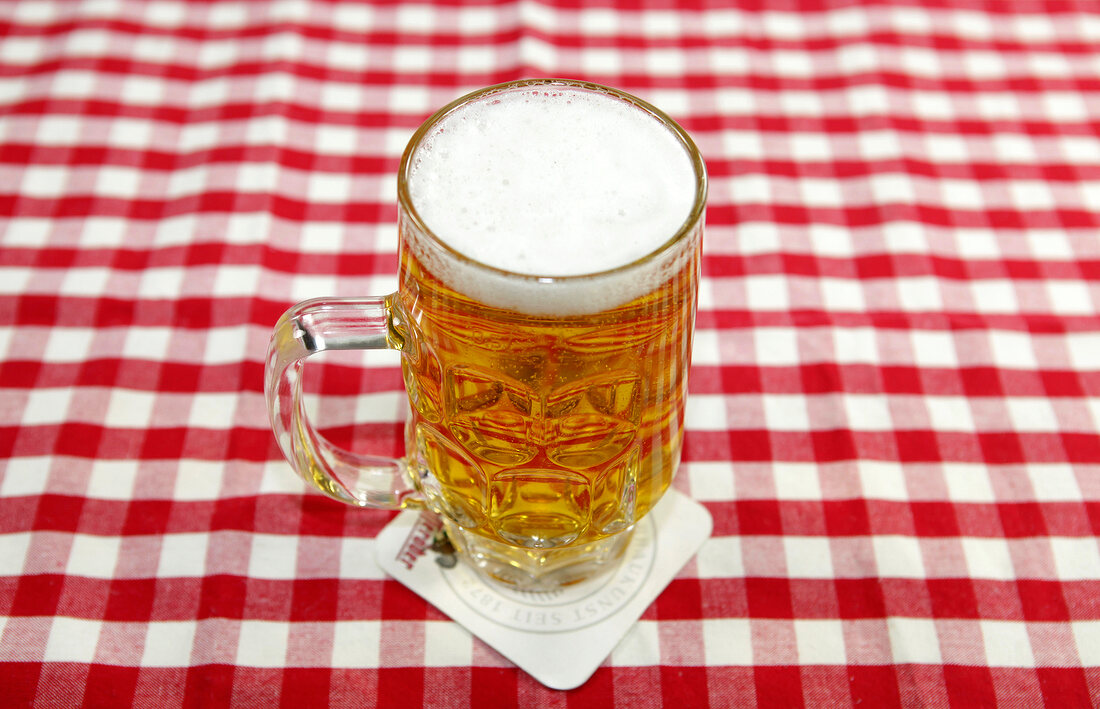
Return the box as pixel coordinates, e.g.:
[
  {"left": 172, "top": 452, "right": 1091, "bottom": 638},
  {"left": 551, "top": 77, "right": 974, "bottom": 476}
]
[
  {"left": 107, "top": 118, "right": 154, "bottom": 149},
  {"left": 1043, "top": 92, "right": 1088, "bottom": 121},
  {"left": 247, "top": 533, "right": 299, "bottom": 580},
  {"left": 871, "top": 173, "right": 916, "bottom": 205},
  {"left": 299, "top": 223, "right": 345, "bottom": 253},
  {"left": 1009, "top": 179, "right": 1055, "bottom": 211},
  {"left": 689, "top": 329, "right": 720, "bottom": 366},
  {"left": 858, "top": 460, "right": 909, "bottom": 501},
  {"left": 1048, "top": 281, "right": 1094, "bottom": 315},
  {"left": 0, "top": 532, "right": 31, "bottom": 575},
  {"left": 423, "top": 621, "right": 473, "bottom": 667},
  {"left": 1, "top": 36, "right": 42, "bottom": 66},
  {"left": 1059, "top": 137, "right": 1100, "bottom": 167},
  {"left": 143, "top": 0, "right": 186, "bottom": 26},
  {"left": 1068, "top": 332, "right": 1100, "bottom": 372},
  {"left": 686, "top": 462, "right": 734, "bottom": 501},
  {"left": 847, "top": 85, "right": 889, "bottom": 116},
  {"left": 722, "top": 130, "right": 763, "bottom": 162},
  {"left": 872, "top": 535, "right": 926, "bottom": 578},
  {"left": 44, "top": 617, "right": 101, "bottom": 663},
  {"left": 763, "top": 394, "right": 810, "bottom": 432},
  {"left": 784, "top": 536, "right": 833, "bottom": 578},
  {"left": 685, "top": 395, "right": 728, "bottom": 432},
  {"left": 173, "top": 461, "right": 226, "bottom": 501},
  {"left": 315, "top": 124, "right": 358, "bottom": 155},
  {"left": 393, "top": 45, "right": 434, "bottom": 72},
  {"left": 330, "top": 4, "right": 372, "bottom": 30},
  {"left": 886, "top": 617, "right": 941, "bottom": 664},
  {"left": 123, "top": 326, "right": 172, "bottom": 361},
  {"left": 926, "top": 396, "right": 975, "bottom": 433},
  {"left": 20, "top": 166, "right": 66, "bottom": 198},
  {"left": 774, "top": 463, "right": 822, "bottom": 500},
  {"left": 22, "top": 389, "right": 72, "bottom": 425},
  {"left": 96, "top": 166, "right": 142, "bottom": 199},
  {"left": 157, "top": 533, "right": 209, "bottom": 578},
  {"left": 1027, "top": 464, "right": 1081, "bottom": 502},
  {"left": 44, "top": 328, "right": 94, "bottom": 363},
  {"left": 327, "top": 41, "right": 368, "bottom": 72},
  {"left": 87, "top": 459, "right": 139, "bottom": 500},
  {"left": 235, "top": 163, "right": 276, "bottom": 194},
  {"left": 832, "top": 327, "right": 878, "bottom": 364},
  {"left": 0, "top": 459, "right": 49, "bottom": 497},
  {"left": 1071, "top": 621, "right": 1100, "bottom": 665},
  {"left": 322, "top": 82, "right": 361, "bottom": 111},
  {"left": 962, "top": 537, "right": 1014, "bottom": 581},
  {"left": 390, "top": 86, "right": 431, "bottom": 113},
  {"left": 988, "top": 330, "right": 1036, "bottom": 369},
  {"left": 981, "top": 620, "right": 1035, "bottom": 667},
  {"left": 807, "top": 223, "right": 852, "bottom": 256},
  {"left": 703, "top": 618, "right": 752, "bottom": 665},
  {"left": 956, "top": 232, "right": 1000, "bottom": 259},
  {"left": 14, "top": 1, "right": 57, "bottom": 22},
  {"left": 799, "top": 177, "right": 843, "bottom": 208},
  {"left": 236, "top": 620, "right": 290, "bottom": 667},
  {"left": 121, "top": 75, "right": 164, "bottom": 104},
  {"left": 331, "top": 620, "right": 382, "bottom": 668},
  {"left": 971, "top": 280, "right": 1019, "bottom": 314},
  {"left": 81, "top": 216, "right": 128, "bottom": 247},
  {"left": 696, "top": 537, "right": 743, "bottom": 578},
  {"left": 773, "top": 50, "right": 814, "bottom": 78},
  {"left": 1007, "top": 397, "right": 1059, "bottom": 432},
  {"left": 991, "top": 132, "right": 1036, "bottom": 162},
  {"left": 583, "top": 48, "right": 621, "bottom": 75},
  {"left": 67, "top": 533, "right": 121, "bottom": 578},
  {"left": 755, "top": 327, "right": 799, "bottom": 365},
  {"left": 105, "top": 389, "right": 156, "bottom": 428},
  {"left": 843, "top": 394, "right": 894, "bottom": 432},
  {"left": 1051, "top": 537, "right": 1100, "bottom": 581},
  {"left": 212, "top": 265, "right": 260, "bottom": 297},
  {"left": 188, "top": 392, "right": 239, "bottom": 431},
  {"left": 338, "top": 538, "right": 386, "bottom": 580},
  {"left": 794, "top": 619, "right": 846, "bottom": 664},
  {"left": 307, "top": 172, "right": 352, "bottom": 203},
  {"left": 203, "top": 326, "right": 248, "bottom": 365},
  {"left": 290, "top": 275, "right": 338, "bottom": 302},
  {"left": 142, "top": 621, "right": 197, "bottom": 666},
  {"left": 196, "top": 39, "right": 237, "bottom": 70},
  {"left": 943, "top": 463, "right": 995, "bottom": 503}
]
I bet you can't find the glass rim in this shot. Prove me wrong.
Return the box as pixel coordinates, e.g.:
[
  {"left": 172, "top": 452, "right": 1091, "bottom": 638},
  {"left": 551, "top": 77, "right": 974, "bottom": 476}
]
[{"left": 396, "top": 78, "right": 708, "bottom": 285}]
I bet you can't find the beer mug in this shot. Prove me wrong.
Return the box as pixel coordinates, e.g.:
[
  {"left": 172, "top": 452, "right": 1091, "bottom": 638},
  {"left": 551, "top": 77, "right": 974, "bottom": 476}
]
[{"left": 265, "top": 79, "right": 706, "bottom": 591}]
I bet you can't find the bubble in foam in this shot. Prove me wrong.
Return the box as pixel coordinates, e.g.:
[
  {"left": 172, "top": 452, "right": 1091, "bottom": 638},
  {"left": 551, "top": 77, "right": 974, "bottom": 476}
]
[{"left": 403, "top": 83, "right": 703, "bottom": 315}]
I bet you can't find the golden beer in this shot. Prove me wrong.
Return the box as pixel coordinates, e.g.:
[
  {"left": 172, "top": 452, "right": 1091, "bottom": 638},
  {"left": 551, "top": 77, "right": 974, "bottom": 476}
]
[
  {"left": 266, "top": 79, "right": 706, "bottom": 591},
  {"left": 394, "top": 222, "right": 700, "bottom": 584}
]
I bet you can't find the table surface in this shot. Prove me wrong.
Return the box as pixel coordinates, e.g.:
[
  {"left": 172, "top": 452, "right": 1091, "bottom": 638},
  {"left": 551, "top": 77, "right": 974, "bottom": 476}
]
[{"left": 3, "top": 1, "right": 1100, "bottom": 707}]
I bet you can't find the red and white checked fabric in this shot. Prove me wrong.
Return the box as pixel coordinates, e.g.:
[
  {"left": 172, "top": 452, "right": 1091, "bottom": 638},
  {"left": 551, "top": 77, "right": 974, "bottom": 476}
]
[{"left": 2, "top": 0, "right": 1100, "bottom": 706}]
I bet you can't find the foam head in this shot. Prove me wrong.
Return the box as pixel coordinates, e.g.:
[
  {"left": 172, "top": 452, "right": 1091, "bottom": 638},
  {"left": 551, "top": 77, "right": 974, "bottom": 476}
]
[{"left": 401, "top": 81, "right": 704, "bottom": 315}]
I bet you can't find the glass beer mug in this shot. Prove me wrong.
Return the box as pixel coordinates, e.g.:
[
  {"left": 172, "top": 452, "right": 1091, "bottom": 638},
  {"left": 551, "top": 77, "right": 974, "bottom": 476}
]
[{"left": 265, "top": 79, "right": 706, "bottom": 591}]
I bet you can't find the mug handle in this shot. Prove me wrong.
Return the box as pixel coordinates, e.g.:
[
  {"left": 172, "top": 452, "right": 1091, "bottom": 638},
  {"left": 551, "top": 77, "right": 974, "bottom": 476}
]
[{"left": 264, "top": 296, "right": 422, "bottom": 509}]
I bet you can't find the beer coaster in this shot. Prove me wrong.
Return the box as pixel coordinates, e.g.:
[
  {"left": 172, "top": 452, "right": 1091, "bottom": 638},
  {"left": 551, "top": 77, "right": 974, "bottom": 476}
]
[{"left": 375, "top": 489, "right": 712, "bottom": 690}]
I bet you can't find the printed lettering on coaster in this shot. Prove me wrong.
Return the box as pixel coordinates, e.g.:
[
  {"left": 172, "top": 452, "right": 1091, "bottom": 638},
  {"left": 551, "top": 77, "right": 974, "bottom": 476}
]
[{"left": 375, "top": 489, "right": 713, "bottom": 689}]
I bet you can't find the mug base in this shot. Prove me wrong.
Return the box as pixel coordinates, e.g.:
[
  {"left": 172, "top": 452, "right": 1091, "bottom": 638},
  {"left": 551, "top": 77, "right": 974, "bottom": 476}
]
[{"left": 442, "top": 521, "right": 635, "bottom": 593}]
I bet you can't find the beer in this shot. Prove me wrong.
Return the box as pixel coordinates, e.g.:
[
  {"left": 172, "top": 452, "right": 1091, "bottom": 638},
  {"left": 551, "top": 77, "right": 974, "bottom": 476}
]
[
  {"left": 395, "top": 82, "right": 705, "bottom": 586},
  {"left": 265, "top": 79, "right": 705, "bottom": 591}
]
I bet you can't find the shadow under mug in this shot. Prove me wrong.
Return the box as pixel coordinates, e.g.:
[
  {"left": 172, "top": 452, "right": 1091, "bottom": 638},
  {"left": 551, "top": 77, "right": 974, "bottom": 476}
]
[{"left": 265, "top": 78, "right": 707, "bottom": 592}]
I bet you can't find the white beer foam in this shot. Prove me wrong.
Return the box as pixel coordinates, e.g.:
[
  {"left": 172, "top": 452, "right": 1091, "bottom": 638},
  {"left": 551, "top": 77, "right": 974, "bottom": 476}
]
[{"left": 404, "top": 84, "right": 701, "bottom": 316}]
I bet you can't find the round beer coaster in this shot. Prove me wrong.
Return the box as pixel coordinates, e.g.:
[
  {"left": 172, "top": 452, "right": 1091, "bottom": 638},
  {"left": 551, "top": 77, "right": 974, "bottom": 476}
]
[{"left": 375, "top": 489, "right": 713, "bottom": 690}]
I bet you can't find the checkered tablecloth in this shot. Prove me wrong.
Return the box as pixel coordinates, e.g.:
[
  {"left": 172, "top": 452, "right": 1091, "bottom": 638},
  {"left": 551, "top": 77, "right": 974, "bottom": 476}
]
[{"left": 3, "top": 0, "right": 1100, "bottom": 706}]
